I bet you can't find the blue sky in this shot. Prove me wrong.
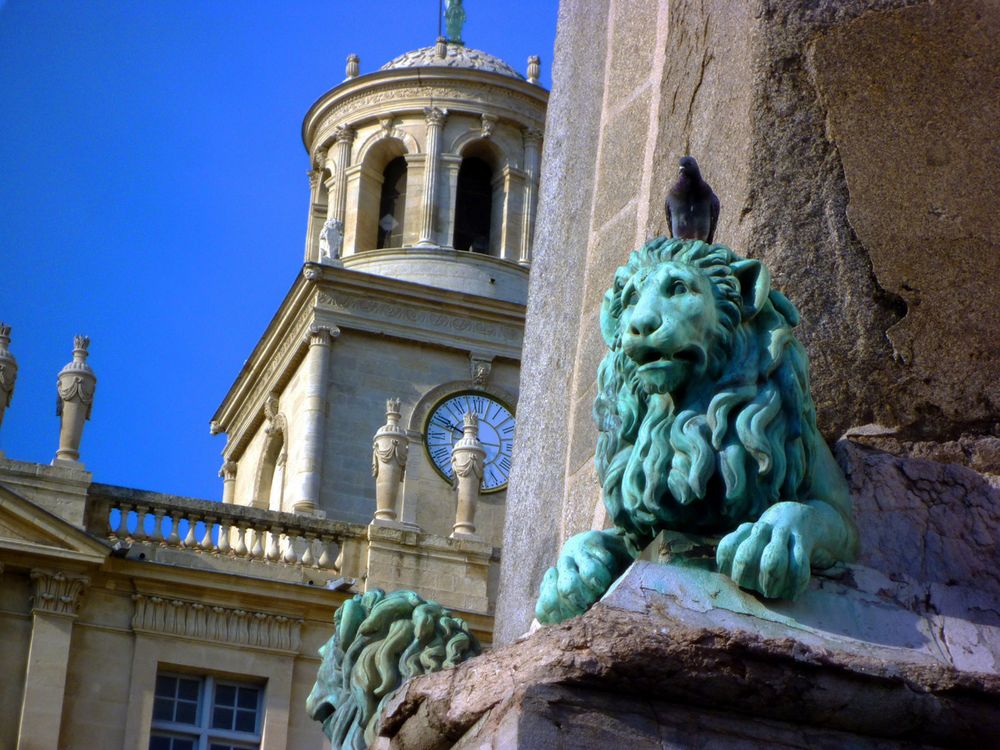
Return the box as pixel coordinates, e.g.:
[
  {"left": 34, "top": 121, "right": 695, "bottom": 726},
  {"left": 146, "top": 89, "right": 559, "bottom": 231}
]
[{"left": 0, "top": 1, "right": 558, "bottom": 499}]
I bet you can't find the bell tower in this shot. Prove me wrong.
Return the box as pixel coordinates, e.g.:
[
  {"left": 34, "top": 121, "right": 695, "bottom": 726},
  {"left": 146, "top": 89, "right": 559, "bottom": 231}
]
[{"left": 210, "top": 38, "right": 546, "bottom": 614}]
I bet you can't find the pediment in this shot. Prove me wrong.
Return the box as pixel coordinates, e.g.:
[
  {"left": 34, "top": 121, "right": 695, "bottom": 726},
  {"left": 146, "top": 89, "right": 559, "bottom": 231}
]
[{"left": 0, "top": 483, "right": 109, "bottom": 564}]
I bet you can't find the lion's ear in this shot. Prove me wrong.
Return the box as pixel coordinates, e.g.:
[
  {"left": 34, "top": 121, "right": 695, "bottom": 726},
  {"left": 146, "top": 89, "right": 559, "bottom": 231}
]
[
  {"left": 732, "top": 259, "right": 770, "bottom": 320},
  {"left": 600, "top": 289, "right": 620, "bottom": 346}
]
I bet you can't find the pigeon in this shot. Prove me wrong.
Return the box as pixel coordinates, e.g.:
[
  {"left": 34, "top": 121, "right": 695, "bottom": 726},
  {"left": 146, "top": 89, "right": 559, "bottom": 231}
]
[{"left": 665, "top": 156, "right": 720, "bottom": 244}]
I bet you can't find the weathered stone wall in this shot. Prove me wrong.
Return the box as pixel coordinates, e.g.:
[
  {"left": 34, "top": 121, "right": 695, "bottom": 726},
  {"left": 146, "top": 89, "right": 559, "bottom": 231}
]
[{"left": 497, "top": 0, "right": 1000, "bottom": 643}]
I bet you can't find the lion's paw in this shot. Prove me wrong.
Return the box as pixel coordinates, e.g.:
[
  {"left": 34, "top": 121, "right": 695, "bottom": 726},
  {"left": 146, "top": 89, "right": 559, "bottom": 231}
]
[
  {"left": 535, "top": 530, "right": 633, "bottom": 624},
  {"left": 716, "top": 515, "right": 812, "bottom": 600}
]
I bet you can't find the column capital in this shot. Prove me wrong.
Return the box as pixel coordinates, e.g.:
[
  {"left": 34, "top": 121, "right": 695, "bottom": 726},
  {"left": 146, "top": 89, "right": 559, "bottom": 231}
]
[
  {"left": 523, "top": 127, "right": 544, "bottom": 147},
  {"left": 307, "top": 168, "right": 323, "bottom": 190},
  {"left": 30, "top": 569, "right": 89, "bottom": 618},
  {"left": 218, "top": 460, "right": 238, "bottom": 480},
  {"left": 306, "top": 324, "right": 340, "bottom": 347},
  {"left": 333, "top": 125, "right": 356, "bottom": 145},
  {"left": 312, "top": 147, "right": 328, "bottom": 170},
  {"left": 424, "top": 106, "right": 448, "bottom": 127}
]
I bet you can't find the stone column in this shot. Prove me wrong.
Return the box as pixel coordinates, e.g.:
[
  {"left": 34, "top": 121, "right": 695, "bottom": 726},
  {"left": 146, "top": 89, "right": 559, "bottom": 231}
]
[
  {"left": 17, "top": 569, "right": 88, "bottom": 750},
  {"left": 304, "top": 160, "right": 325, "bottom": 262},
  {"left": 53, "top": 335, "right": 96, "bottom": 467},
  {"left": 371, "top": 398, "right": 408, "bottom": 522},
  {"left": 329, "top": 126, "right": 355, "bottom": 243},
  {"left": 219, "top": 460, "right": 237, "bottom": 504},
  {"left": 0, "top": 322, "right": 17, "bottom": 444},
  {"left": 451, "top": 412, "right": 485, "bottom": 538},
  {"left": 520, "top": 128, "right": 543, "bottom": 264},
  {"left": 288, "top": 325, "right": 339, "bottom": 514},
  {"left": 417, "top": 106, "right": 448, "bottom": 247}
]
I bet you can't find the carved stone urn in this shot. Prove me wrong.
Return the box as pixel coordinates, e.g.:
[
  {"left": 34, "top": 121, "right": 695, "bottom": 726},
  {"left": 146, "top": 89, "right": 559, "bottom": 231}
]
[
  {"left": 450, "top": 412, "right": 485, "bottom": 538},
  {"left": 372, "top": 398, "right": 408, "bottom": 521},
  {"left": 0, "top": 323, "right": 17, "bottom": 434},
  {"left": 54, "top": 335, "right": 96, "bottom": 466}
]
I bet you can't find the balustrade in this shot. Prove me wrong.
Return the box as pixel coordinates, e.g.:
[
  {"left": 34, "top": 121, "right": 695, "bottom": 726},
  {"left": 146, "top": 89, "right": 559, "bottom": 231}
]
[{"left": 90, "top": 488, "right": 363, "bottom": 574}]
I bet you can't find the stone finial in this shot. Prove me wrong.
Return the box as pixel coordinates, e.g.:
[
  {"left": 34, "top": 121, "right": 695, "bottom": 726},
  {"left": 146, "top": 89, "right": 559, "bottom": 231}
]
[
  {"left": 527, "top": 55, "right": 541, "bottom": 84},
  {"left": 346, "top": 53, "right": 360, "bottom": 79},
  {"left": 435, "top": 36, "right": 448, "bottom": 59},
  {"left": 372, "top": 397, "right": 408, "bottom": 522},
  {"left": 0, "top": 322, "right": 18, "bottom": 434},
  {"left": 53, "top": 334, "right": 96, "bottom": 466},
  {"left": 480, "top": 113, "right": 498, "bottom": 139},
  {"left": 450, "top": 411, "right": 485, "bottom": 538},
  {"left": 219, "top": 459, "right": 238, "bottom": 504}
]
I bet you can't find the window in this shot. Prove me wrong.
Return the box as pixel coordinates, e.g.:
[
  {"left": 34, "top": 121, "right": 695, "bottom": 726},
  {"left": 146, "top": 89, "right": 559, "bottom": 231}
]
[
  {"left": 376, "top": 156, "right": 407, "bottom": 248},
  {"left": 453, "top": 156, "right": 493, "bottom": 253},
  {"left": 150, "top": 673, "right": 263, "bottom": 750}
]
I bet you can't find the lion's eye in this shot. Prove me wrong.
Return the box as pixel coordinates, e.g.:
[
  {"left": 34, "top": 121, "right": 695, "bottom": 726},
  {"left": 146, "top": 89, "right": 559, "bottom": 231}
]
[{"left": 668, "top": 280, "right": 689, "bottom": 296}]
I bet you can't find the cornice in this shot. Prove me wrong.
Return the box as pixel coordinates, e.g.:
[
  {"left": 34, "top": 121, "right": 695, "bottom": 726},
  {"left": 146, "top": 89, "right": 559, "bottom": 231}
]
[
  {"left": 213, "top": 264, "right": 525, "bottom": 457},
  {"left": 302, "top": 67, "right": 548, "bottom": 150}
]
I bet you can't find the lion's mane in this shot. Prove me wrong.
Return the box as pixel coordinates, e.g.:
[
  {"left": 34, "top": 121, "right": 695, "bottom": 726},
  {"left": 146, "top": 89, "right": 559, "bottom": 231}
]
[
  {"left": 306, "top": 589, "right": 481, "bottom": 750},
  {"left": 594, "top": 237, "right": 817, "bottom": 549}
]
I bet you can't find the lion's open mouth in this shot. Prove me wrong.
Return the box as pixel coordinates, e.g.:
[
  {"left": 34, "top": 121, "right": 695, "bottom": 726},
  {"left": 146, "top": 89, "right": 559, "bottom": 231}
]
[{"left": 633, "top": 345, "right": 704, "bottom": 371}]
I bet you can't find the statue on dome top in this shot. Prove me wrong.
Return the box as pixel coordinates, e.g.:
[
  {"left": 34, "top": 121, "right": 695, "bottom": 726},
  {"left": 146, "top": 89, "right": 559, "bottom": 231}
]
[{"left": 444, "top": 0, "right": 466, "bottom": 45}]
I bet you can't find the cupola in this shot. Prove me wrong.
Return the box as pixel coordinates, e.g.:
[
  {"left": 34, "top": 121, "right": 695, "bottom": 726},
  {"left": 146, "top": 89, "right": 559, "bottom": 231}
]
[{"left": 299, "top": 39, "right": 547, "bottom": 305}]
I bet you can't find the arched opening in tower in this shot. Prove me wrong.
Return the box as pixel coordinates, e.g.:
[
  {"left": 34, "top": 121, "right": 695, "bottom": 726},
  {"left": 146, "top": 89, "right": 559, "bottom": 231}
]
[
  {"left": 376, "top": 156, "right": 407, "bottom": 249},
  {"left": 453, "top": 157, "right": 493, "bottom": 254}
]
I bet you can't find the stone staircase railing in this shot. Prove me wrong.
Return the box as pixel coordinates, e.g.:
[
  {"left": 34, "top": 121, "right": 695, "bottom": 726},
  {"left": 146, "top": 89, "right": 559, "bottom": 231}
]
[{"left": 85, "top": 483, "right": 368, "bottom": 574}]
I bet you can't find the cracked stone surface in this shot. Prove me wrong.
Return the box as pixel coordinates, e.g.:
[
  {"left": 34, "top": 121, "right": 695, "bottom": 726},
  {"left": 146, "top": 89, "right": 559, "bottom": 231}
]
[
  {"left": 376, "top": 562, "right": 1000, "bottom": 749},
  {"left": 838, "top": 440, "right": 1000, "bottom": 597},
  {"left": 497, "top": 0, "right": 1000, "bottom": 646}
]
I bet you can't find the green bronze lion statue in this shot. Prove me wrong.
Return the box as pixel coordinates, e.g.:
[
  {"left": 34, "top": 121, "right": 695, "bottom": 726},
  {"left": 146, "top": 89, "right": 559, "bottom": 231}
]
[
  {"left": 536, "top": 237, "right": 858, "bottom": 624},
  {"left": 306, "top": 589, "right": 481, "bottom": 749}
]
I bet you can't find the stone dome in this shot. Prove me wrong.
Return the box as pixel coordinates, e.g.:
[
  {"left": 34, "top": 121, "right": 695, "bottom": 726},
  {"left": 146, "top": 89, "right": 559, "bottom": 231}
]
[{"left": 380, "top": 42, "right": 524, "bottom": 80}]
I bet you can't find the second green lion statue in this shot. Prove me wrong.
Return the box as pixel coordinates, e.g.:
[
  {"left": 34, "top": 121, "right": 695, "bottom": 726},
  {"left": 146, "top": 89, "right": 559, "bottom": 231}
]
[{"left": 536, "top": 237, "right": 858, "bottom": 624}]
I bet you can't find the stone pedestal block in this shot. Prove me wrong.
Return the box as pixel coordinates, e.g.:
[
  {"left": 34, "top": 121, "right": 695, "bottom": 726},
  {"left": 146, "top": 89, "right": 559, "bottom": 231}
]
[
  {"left": 365, "top": 523, "right": 491, "bottom": 614},
  {"left": 377, "top": 561, "right": 1000, "bottom": 748}
]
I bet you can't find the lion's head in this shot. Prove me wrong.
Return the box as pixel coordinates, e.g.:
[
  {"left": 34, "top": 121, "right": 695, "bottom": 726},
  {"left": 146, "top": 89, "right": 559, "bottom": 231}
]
[
  {"left": 307, "top": 589, "right": 481, "bottom": 750},
  {"left": 594, "top": 237, "right": 816, "bottom": 547}
]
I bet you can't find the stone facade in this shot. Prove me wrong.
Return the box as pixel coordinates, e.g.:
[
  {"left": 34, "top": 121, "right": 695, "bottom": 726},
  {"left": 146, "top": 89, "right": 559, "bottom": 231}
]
[
  {"left": 496, "top": 0, "right": 1000, "bottom": 644},
  {"left": 0, "top": 37, "right": 546, "bottom": 750}
]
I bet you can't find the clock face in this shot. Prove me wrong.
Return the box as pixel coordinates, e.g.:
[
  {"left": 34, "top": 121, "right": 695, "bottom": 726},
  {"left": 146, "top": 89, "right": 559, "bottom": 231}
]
[{"left": 425, "top": 391, "right": 515, "bottom": 492}]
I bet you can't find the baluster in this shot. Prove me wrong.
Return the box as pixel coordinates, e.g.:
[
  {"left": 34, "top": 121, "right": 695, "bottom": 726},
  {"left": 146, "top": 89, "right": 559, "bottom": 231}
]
[
  {"left": 250, "top": 526, "right": 264, "bottom": 559},
  {"left": 264, "top": 527, "right": 280, "bottom": 562},
  {"left": 134, "top": 506, "right": 149, "bottom": 542},
  {"left": 166, "top": 512, "right": 181, "bottom": 547},
  {"left": 200, "top": 517, "right": 214, "bottom": 551},
  {"left": 335, "top": 544, "right": 344, "bottom": 572},
  {"left": 234, "top": 524, "right": 249, "bottom": 557},
  {"left": 281, "top": 532, "right": 298, "bottom": 564},
  {"left": 150, "top": 509, "right": 165, "bottom": 545},
  {"left": 115, "top": 503, "right": 130, "bottom": 539},
  {"left": 317, "top": 536, "right": 333, "bottom": 568},
  {"left": 182, "top": 515, "right": 198, "bottom": 548},
  {"left": 301, "top": 534, "right": 316, "bottom": 567},
  {"left": 217, "top": 519, "right": 231, "bottom": 555}
]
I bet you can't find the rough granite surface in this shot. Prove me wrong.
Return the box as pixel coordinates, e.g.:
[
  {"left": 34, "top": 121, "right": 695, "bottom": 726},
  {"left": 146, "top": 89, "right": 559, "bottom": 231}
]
[
  {"left": 495, "top": 0, "right": 612, "bottom": 646},
  {"left": 497, "top": 0, "right": 1000, "bottom": 643},
  {"left": 376, "top": 562, "right": 1000, "bottom": 749}
]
